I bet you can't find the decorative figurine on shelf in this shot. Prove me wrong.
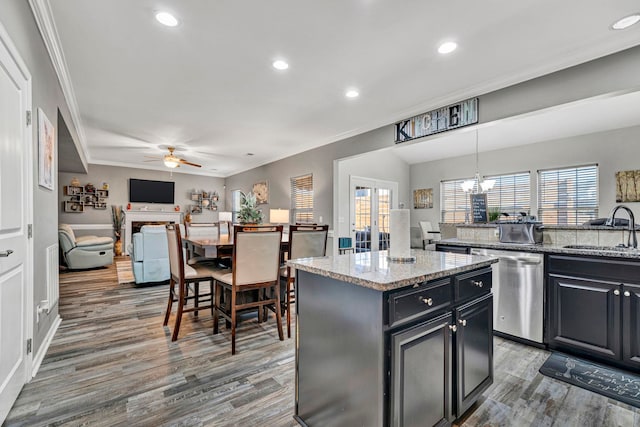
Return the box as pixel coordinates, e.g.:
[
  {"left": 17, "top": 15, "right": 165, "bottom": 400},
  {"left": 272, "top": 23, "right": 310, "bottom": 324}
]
[
  {"left": 70, "top": 177, "right": 80, "bottom": 187},
  {"left": 174, "top": 205, "right": 180, "bottom": 212},
  {"left": 85, "top": 183, "right": 95, "bottom": 193},
  {"left": 102, "top": 182, "right": 109, "bottom": 190},
  {"left": 126, "top": 203, "right": 131, "bottom": 210},
  {"left": 185, "top": 211, "right": 192, "bottom": 224}
]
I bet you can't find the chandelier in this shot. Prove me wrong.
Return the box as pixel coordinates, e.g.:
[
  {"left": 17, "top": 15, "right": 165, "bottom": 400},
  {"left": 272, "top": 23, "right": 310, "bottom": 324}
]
[{"left": 461, "top": 130, "right": 495, "bottom": 193}]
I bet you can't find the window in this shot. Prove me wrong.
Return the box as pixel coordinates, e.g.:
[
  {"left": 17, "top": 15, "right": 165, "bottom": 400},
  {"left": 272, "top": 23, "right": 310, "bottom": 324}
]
[
  {"left": 291, "top": 174, "right": 313, "bottom": 223},
  {"left": 485, "top": 172, "right": 530, "bottom": 217},
  {"left": 441, "top": 178, "right": 471, "bottom": 223},
  {"left": 538, "top": 164, "right": 598, "bottom": 225},
  {"left": 231, "top": 190, "right": 242, "bottom": 223}
]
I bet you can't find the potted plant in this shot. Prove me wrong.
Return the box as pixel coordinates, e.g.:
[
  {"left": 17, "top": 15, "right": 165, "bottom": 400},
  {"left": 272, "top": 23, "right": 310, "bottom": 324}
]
[
  {"left": 237, "top": 191, "right": 262, "bottom": 224},
  {"left": 488, "top": 207, "right": 501, "bottom": 223},
  {"left": 111, "top": 205, "right": 124, "bottom": 255}
]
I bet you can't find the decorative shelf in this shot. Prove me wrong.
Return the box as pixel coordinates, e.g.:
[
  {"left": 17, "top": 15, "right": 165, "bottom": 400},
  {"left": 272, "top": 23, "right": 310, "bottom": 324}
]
[
  {"left": 63, "top": 185, "right": 109, "bottom": 212},
  {"left": 189, "top": 190, "right": 219, "bottom": 214}
]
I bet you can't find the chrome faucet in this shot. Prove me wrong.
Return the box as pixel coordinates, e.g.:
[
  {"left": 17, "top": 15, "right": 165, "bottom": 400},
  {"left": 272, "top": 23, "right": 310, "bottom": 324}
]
[{"left": 605, "top": 205, "right": 637, "bottom": 249}]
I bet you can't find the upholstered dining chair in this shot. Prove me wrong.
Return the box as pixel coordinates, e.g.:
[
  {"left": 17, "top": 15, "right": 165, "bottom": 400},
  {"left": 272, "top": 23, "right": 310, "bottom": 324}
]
[
  {"left": 163, "top": 223, "right": 220, "bottom": 341},
  {"left": 280, "top": 224, "right": 329, "bottom": 338},
  {"left": 212, "top": 224, "right": 284, "bottom": 355}
]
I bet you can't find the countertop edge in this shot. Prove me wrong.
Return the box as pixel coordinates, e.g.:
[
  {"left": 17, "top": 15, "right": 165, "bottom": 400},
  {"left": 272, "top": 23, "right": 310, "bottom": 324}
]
[
  {"left": 289, "top": 256, "right": 498, "bottom": 291},
  {"left": 437, "top": 239, "right": 640, "bottom": 259}
]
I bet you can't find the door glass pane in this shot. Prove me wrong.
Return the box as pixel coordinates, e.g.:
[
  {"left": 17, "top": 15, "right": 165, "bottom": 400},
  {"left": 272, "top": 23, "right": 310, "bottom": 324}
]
[
  {"left": 354, "top": 185, "right": 372, "bottom": 252},
  {"left": 378, "top": 188, "right": 391, "bottom": 250}
]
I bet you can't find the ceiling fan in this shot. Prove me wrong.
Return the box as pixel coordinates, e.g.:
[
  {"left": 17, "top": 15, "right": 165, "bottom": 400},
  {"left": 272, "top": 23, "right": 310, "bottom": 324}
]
[{"left": 145, "top": 146, "right": 202, "bottom": 168}]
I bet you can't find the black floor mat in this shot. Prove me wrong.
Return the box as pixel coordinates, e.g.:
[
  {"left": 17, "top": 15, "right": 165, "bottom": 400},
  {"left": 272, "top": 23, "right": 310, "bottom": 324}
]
[{"left": 539, "top": 352, "right": 640, "bottom": 408}]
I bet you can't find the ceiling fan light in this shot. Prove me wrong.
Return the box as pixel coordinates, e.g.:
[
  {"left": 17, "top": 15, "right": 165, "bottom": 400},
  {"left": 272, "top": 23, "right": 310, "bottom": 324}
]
[
  {"left": 461, "top": 180, "right": 475, "bottom": 192},
  {"left": 163, "top": 158, "right": 179, "bottom": 168}
]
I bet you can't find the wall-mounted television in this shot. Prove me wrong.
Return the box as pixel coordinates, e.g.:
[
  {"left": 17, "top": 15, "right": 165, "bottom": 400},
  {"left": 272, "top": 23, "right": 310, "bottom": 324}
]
[{"left": 129, "top": 179, "right": 175, "bottom": 204}]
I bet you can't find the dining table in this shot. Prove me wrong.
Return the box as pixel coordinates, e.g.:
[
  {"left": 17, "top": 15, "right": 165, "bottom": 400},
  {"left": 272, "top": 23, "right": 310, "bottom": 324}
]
[{"left": 184, "top": 233, "right": 289, "bottom": 260}]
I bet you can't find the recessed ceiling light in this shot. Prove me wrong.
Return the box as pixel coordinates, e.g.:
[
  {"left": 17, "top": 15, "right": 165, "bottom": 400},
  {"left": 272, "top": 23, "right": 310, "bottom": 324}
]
[
  {"left": 611, "top": 13, "right": 640, "bottom": 30},
  {"left": 345, "top": 89, "right": 359, "bottom": 98},
  {"left": 438, "top": 41, "right": 457, "bottom": 54},
  {"left": 155, "top": 12, "right": 179, "bottom": 27},
  {"left": 272, "top": 60, "right": 289, "bottom": 70}
]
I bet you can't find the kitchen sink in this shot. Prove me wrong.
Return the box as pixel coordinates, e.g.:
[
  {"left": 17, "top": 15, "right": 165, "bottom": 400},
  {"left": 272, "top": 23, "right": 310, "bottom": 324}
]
[{"left": 563, "top": 244, "right": 635, "bottom": 252}]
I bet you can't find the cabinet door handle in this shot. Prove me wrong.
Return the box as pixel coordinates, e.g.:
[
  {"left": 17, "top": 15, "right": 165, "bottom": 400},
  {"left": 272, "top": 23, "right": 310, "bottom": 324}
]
[
  {"left": 459, "top": 319, "right": 467, "bottom": 327},
  {"left": 0, "top": 249, "right": 13, "bottom": 257},
  {"left": 624, "top": 291, "right": 631, "bottom": 297},
  {"left": 614, "top": 290, "right": 620, "bottom": 296},
  {"left": 420, "top": 297, "right": 434, "bottom": 306},
  {"left": 449, "top": 325, "right": 457, "bottom": 332},
  {"left": 472, "top": 280, "right": 483, "bottom": 288}
]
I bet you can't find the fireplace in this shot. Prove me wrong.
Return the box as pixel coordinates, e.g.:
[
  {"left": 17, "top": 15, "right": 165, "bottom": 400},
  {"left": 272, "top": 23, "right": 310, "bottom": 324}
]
[{"left": 123, "top": 211, "right": 183, "bottom": 255}]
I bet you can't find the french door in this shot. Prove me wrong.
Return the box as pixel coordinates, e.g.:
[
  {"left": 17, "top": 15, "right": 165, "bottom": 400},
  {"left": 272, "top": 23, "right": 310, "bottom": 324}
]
[{"left": 349, "top": 177, "right": 398, "bottom": 253}]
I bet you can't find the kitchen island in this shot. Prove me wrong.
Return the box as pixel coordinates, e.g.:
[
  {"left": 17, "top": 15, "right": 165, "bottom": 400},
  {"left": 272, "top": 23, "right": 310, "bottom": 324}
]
[{"left": 288, "top": 250, "right": 498, "bottom": 427}]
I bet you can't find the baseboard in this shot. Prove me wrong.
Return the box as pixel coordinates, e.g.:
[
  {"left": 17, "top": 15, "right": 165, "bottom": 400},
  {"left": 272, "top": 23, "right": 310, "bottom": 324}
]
[{"left": 31, "top": 314, "right": 61, "bottom": 378}]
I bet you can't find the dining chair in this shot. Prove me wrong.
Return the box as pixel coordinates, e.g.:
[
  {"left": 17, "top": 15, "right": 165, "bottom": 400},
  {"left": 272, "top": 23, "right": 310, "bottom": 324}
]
[
  {"left": 280, "top": 224, "right": 328, "bottom": 338},
  {"left": 212, "top": 224, "right": 284, "bottom": 354},
  {"left": 163, "top": 223, "right": 220, "bottom": 341},
  {"left": 419, "top": 221, "right": 441, "bottom": 249}
]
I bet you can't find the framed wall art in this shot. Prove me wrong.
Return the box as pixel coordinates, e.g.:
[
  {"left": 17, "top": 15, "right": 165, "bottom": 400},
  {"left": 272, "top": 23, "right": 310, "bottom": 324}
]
[
  {"left": 616, "top": 170, "right": 640, "bottom": 202},
  {"left": 253, "top": 181, "right": 269, "bottom": 204},
  {"left": 38, "top": 108, "right": 55, "bottom": 190},
  {"left": 413, "top": 188, "right": 433, "bottom": 209}
]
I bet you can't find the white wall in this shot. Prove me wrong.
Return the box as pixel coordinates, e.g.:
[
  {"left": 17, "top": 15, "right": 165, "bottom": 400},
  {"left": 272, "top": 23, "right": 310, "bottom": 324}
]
[
  {"left": 335, "top": 149, "right": 411, "bottom": 246},
  {"left": 409, "top": 124, "right": 640, "bottom": 226},
  {"left": 59, "top": 164, "right": 226, "bottom": 237}
]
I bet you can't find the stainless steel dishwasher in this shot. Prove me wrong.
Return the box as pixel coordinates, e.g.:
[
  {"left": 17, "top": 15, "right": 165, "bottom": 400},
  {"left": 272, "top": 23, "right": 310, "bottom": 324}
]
[{"left": 471, "top": 248, "right": 544, "bottom": 344}]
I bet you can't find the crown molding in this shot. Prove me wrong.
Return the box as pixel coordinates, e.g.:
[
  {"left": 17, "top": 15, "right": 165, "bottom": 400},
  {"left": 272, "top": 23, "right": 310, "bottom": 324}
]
[{"left": 29, "top": 0, "right": 89, "bottom": 170}]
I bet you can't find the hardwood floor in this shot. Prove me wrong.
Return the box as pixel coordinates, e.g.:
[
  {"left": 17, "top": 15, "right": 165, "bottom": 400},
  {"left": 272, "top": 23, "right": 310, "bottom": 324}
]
[{"left": 5, "top": 258, "right": 640, "bottom": 426}]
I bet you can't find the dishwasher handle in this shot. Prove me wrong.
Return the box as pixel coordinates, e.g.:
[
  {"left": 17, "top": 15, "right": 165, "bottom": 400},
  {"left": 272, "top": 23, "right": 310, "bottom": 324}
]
[{"left": 470, "top": 249, "right": 542, "bottom": 265}]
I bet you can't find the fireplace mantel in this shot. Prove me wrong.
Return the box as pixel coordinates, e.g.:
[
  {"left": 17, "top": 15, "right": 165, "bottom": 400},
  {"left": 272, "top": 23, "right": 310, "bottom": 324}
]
[{"left": 123, "top": 210, "right": 183, "bottom": 255}]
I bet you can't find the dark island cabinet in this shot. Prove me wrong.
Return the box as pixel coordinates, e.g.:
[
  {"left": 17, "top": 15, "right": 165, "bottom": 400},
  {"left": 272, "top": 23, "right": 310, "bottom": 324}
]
[
  {"left": 547, "top": 254, "right": 640, "bottom": 371},
  {"left": 389, "top": 280, "right": 493, "bottom": 426},
  {"left": 455, "top": 293, "right": 493, "bottom": 415},
  {"left": 390, "top": 313, "right": 453, "bottom": 427}
]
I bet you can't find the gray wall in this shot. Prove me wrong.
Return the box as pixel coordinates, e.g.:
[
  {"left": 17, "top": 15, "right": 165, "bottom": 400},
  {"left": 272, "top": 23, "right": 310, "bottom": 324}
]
[
  {"left": 59, "top": 164, "right": 226, "bottom": 237},
  {"left": 410, "top": 124, "right": 640, "bottom": 226},
  {"left": 0, "top": 0, "right": 81, "bottom": 355},
  {"left": 226, "top": 45, "right": 640, "bottom": 240}
]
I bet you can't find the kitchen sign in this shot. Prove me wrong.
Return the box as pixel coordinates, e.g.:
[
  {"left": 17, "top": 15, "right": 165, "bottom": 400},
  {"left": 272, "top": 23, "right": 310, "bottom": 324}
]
[{"left": 394, "top": 98, "right": 479, "bottom": 144}]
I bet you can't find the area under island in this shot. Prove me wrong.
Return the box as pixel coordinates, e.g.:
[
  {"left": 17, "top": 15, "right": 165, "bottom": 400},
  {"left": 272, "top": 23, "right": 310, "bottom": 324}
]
[{"left": 288, "top": 250, "right": 499, "bottom": 427}]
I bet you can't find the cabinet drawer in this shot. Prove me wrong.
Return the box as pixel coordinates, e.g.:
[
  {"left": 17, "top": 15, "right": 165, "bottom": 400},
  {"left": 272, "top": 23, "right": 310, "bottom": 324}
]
[
  {"left": 455, "top": 267, "right": 492, "bottom": 303},
  {"left": 389, "top": 279, "right": 452, "bottom": 327}
]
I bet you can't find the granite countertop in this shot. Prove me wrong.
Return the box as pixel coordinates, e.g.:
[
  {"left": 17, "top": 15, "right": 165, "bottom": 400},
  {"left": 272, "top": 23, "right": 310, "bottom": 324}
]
[
  {"left": 437, "top": 239, "right": 640, "bottom": 259},
  {"left": 287, "top": 250, "right": 498, "bottom": 291}
]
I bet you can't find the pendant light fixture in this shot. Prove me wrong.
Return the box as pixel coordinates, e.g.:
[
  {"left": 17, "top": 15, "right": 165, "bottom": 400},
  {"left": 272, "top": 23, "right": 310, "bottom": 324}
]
[{"left": 461, "top": 130, "right": 495, "bottom": 193}]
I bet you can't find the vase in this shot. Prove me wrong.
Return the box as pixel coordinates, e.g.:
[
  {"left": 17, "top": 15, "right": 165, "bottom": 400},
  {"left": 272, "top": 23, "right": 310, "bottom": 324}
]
[{"left": 114, "top": 239, "right": 123, "bottom": 256}]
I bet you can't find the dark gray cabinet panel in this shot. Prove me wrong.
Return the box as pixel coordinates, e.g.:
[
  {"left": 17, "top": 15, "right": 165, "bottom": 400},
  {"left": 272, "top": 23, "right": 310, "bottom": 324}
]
[
  {"left": 390, "top": 313, "right": 453, "bottom": 427},
  {"left": 455, "top": 293, "right": 494, "bottom": 415},
  {"left": 624, "top": 283, "right": 640, "bottom": 369},
  {"left": 548, "top": 274, "right": 621, "bottom": 360}
]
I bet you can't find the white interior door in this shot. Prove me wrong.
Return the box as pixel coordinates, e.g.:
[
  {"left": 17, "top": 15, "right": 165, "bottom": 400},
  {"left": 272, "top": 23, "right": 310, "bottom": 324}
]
[
  {"left": 349, "top": 177, "right": 398, "bottom": 252},
  {"left": 0, "top": 24, "right": 33, "bottom": 423}
]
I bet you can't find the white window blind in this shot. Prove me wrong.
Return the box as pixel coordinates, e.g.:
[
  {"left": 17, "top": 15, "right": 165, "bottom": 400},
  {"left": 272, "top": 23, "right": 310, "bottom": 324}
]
[
  {"left": 291, "top": 174, "right": 313, "bottom": 223},
  {"left": 538, "top": 164, "right": 598, "bottom": 225},
  {"left": 485, "top": 172, "right": 530, "bottom": 217},
  {"left": 441, "top": 179, "right": 470, "bottom": 223}
]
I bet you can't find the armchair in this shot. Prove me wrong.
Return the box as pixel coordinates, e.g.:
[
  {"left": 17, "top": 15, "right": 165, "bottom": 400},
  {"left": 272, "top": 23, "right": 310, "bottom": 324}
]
[
  {"left": 58, "top": 224, "right": 114, "bottom": 269},
  {"left": 128, "top": 225, "right": 170, "bottom": 284}
]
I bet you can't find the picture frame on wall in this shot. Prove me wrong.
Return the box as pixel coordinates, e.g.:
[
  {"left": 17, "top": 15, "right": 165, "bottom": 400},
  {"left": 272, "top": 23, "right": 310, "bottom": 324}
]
[
  {"left": 413, "top": 188, "right": 433, "bottom": 209},
  {"left": 38, "top": 108, "right": 55, "bottom": 190},
  {"left": 252, "top": 181, "right": 269, "bottom": 204}
]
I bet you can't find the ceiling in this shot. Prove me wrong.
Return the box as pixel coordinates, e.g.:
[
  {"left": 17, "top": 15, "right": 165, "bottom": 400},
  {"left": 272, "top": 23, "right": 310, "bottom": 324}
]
[{"left": 45, "top": 0, "right": 640, "bottom": 177}]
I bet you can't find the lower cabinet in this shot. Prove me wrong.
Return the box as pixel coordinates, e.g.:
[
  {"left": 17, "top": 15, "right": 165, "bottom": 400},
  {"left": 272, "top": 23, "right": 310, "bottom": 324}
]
[
  {"left": 547, "top": 254, "right": 640, "bottom": 371},
  {"left": 390, "top": 293, "right": 493, "bottom": 427}
]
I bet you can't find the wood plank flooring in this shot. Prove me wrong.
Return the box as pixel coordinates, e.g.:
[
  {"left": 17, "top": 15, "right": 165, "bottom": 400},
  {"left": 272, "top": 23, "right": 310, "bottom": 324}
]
[{"left": 5, "top": 258, "right": 640, "bottom": 426}]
